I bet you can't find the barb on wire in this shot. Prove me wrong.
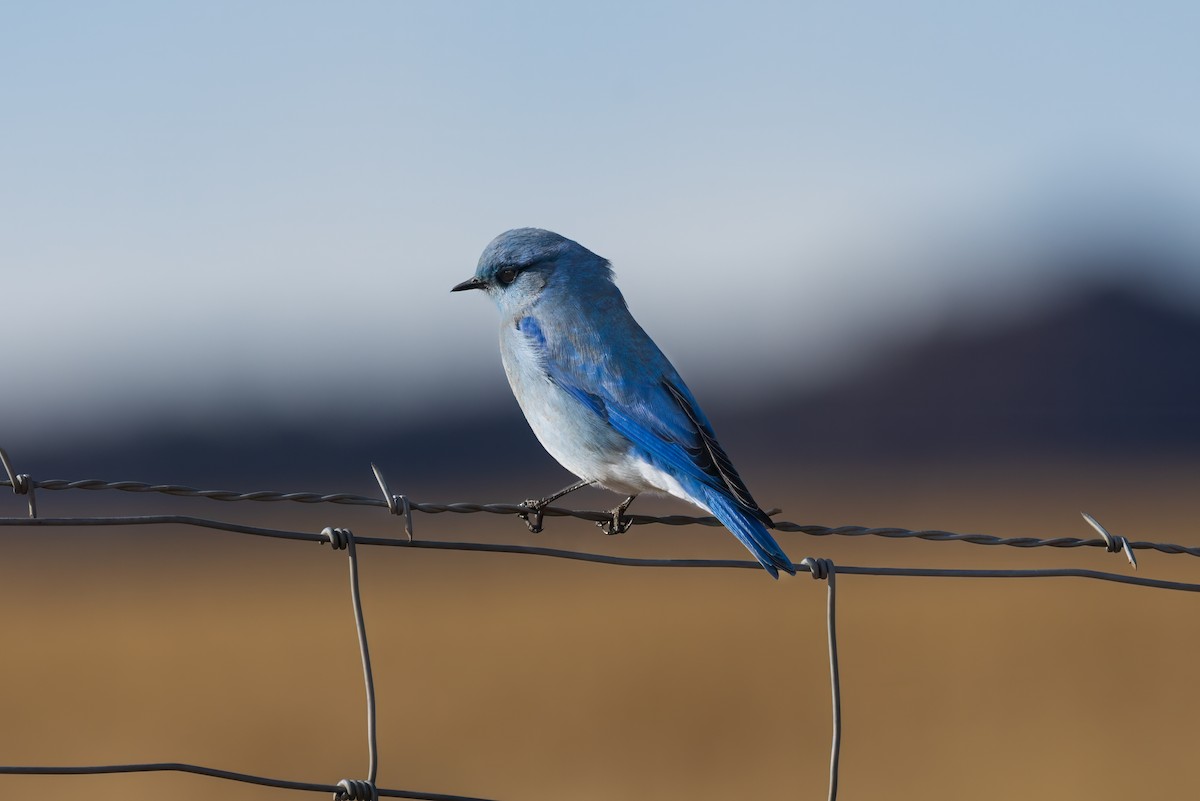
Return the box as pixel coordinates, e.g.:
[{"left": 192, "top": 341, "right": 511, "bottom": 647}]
[
  {"left": 1081, "top": 512, "right": 1138, "bottom": 569},
  {"left": 801, "top": 558, "right": 841, "bottom": 801},
  {"left": 1, "top": 472, "right": 1194, "bottom": 561},
  {"left": 322, "top": 527, "right": 379, "bottom": 801},
  {"left": 372, "top": 464, "right": 414, "bottom": 541},
  {"left": 0, "top": 448, "right": 36, "bottom": 518}
]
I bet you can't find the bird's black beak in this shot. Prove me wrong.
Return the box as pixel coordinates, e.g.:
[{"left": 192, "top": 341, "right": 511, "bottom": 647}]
[{"left": 451, "top": 276, "right": 487, "bottom": 293}]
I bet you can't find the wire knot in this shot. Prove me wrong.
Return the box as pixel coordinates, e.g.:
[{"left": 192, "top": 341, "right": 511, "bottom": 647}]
[
  {"left": 801, "top": 557, "right": 835, "bottom": 580},
  {"left": 371, "top": 463, "right": 413, "bottom": 541},
  {"left": 1081, "top": 512, "right": 1137, "bottom": 570},
  {"left": 334, "top": 778, "right": 377, "bottom": 801},
  {"left": 322, "top": 526, "right": 354, "bottom": 550}
]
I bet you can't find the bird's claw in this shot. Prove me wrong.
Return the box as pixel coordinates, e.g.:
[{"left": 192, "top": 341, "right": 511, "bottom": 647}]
[
  {"left": 518, "top": 499, "right": 546, "bottom": 534},
  {"left": 598, "top": 507, "right": 633, "bottom": 536}
]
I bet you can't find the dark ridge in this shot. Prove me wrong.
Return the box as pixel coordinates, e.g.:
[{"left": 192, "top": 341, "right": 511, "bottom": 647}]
[{"left": 751, "top": 282, "right": 1200, "bottom": 458}]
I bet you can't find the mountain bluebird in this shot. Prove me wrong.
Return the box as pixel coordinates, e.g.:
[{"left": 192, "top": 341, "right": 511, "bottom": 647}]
[{"left": 452, "top": 228, "right": 795, "bottom": 578}]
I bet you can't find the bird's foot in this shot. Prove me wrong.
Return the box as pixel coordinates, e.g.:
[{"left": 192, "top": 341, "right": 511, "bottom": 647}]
[
  {"left": 598, "top": 512, "right": 632, "bottom": 536},
  {"left": 518, "top": 499, "right": 547, "bottom": 533},
  {"left": 597, "top": 495, "right": 637, "bottom": 536},
  {"left": 516, "top": 479, "right": 595, "bottom": 534}
]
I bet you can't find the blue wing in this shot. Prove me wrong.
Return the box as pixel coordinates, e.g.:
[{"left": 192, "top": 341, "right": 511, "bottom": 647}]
[
  {"left": 518, "top": 315, "right": 768, "bottom": 519},
  {"left": 518, "top": 314, "right": 793, "bottom": 576}
]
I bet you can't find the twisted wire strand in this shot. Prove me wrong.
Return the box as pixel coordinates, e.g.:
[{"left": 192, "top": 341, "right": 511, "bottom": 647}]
[
  {"left": 5, "top": 477, "right": 1197, "bottom": 558},
  {"left": 337, "top": 778, "right": 379, "bottom": 801}
]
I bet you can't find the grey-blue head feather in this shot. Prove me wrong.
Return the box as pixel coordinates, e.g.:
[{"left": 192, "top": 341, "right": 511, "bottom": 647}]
[
  {"left": 452, "top": 228, "right": 619, "bottom": 316},
  {"left": 477, "top": 228, "right": 611, "bottom": 285}
]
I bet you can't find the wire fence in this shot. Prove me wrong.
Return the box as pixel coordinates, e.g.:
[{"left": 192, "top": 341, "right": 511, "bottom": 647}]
[{"left": 2, "top": 447, "right": 1198, "bottom": 801}]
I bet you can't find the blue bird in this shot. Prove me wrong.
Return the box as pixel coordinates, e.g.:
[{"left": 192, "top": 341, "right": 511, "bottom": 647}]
[{"left": 452, "top": 228, "right": 795, "bottom": 578}]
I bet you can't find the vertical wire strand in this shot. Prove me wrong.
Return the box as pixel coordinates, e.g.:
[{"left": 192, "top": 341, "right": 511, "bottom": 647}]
[
  {"left": 824, "top": 567, "right": 841, "bottom": 801},
  {"left": 803, "top": 557, "right": 841, "bottom": 801},
  {"left": 342, "top": 531, "right": 379, "bottom": 791}
]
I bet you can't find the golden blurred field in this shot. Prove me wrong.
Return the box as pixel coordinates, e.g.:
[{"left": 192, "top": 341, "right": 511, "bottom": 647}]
[{"left": 1, "top": 456, "right": 1198, "bottom": 801}]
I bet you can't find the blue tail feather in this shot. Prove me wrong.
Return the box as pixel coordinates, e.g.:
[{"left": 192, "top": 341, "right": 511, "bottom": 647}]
[{"left": 698, "top": 486, "right": 795, "bottom": 579}]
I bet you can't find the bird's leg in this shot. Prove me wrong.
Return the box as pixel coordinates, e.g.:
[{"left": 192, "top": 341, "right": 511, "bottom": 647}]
[
  {"left": 519, "top": 479, "right": 595, "bottom": 533},
  {"left": 599, "top": 494, "right": 638, "bottom": 536}
]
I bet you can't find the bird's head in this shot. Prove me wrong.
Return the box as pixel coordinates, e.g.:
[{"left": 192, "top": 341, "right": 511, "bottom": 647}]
[{"left": 451, "top": 228, "right": 613, "bottom": 312}]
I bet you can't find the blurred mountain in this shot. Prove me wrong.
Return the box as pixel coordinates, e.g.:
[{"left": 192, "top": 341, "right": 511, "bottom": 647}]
[
  {"left": 17, "top": 283, "right": 1200, "bottom": 490},
  {"left": 751, "top": 283, "right": 1200, "bottom": 461}
]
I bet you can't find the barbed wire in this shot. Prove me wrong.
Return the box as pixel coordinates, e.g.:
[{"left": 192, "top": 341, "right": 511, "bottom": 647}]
[
  {"left": 0, "top": 458, "right": 1184, "bottom": 564},
  {"left": 2, "top": 447, "right": 1199, "bottom": 801}
]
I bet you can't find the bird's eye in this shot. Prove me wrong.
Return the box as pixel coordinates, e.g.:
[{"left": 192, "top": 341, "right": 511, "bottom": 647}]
[{"left": 497, "top": 267, "right": 519, "bottom": 285}]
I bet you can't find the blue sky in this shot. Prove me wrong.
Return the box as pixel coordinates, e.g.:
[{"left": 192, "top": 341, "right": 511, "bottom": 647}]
[{"left": 4, "top": 2, "right": 1199, "bottom": 446}]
